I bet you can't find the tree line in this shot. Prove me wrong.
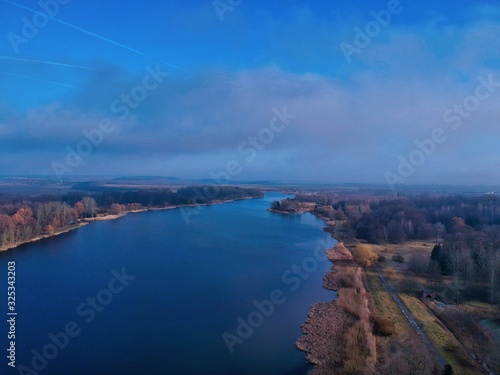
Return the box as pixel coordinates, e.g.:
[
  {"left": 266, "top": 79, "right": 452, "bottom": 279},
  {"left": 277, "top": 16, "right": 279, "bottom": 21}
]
[
  {"left": 292, "top": 193, "right": 500, "bottom": 243},
  {"left": 289, "top": 192, "right": 500, "bottom": 303},
  {"left": 0, "top": 186, "right": 262, "bottom": 248}
]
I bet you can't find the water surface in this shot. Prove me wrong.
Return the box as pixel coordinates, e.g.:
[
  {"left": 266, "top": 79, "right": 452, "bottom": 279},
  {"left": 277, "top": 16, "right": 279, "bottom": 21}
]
[{"left": 0, "top": 193, "right": 336, "bottom": 375}]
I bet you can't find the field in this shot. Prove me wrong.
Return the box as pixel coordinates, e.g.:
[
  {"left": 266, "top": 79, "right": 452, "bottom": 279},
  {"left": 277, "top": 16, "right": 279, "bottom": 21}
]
[{"left": 356, "top": 240, "right": 499, "bottom": 374}]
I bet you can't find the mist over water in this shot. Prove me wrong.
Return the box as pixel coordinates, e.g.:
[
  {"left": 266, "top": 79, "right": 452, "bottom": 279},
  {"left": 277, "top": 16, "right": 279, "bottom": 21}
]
[{"left": 0, "top": 193, "right": 336, "bottom": 375}]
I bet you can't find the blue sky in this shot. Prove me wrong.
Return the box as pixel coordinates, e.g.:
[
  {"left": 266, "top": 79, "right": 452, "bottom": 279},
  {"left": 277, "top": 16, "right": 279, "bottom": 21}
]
[{"left": 1, "top": 0, "right": 500, "bottom": 185}]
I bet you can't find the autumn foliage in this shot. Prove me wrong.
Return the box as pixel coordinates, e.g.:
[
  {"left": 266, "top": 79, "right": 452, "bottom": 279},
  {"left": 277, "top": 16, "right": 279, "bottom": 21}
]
[{"left": 351, "top": 244, "right": 378, "bottom": 267}]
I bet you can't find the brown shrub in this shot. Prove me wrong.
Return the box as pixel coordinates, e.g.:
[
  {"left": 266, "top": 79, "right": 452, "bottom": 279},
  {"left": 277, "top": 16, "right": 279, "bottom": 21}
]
[
  {"left": 371, "top": 314, "right": 395, "bottom": 336},
  {"left": 351, "top": 244, "right": 378, "bottom": 267},
  {"left": 324, "top": 267, "right": 357, "bottom": 290}
]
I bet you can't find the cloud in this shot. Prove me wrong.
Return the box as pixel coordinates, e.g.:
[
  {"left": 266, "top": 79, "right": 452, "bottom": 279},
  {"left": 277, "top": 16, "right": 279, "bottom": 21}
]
[
  {"left": 2, "top": 4, "right": 500, "bottom": 185},
  {"left": 1, "top": 56, "right": 499, "bottom": 184}
]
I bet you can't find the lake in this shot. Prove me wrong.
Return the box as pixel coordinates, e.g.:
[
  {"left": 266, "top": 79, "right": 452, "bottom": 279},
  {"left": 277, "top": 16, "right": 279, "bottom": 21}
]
[{"left": 0, "top": 193, "right": 336, "bottom": 375}]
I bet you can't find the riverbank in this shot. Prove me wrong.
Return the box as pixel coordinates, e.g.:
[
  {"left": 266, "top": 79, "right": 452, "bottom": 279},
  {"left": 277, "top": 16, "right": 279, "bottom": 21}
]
[
  {"left": 267, "top": 203, "right": 378, "bottom": 372},
  {"left": 296, "top": 241, "right": 377, "bottom": 374},
  {"left": 272, "top": 193, "right": 500, "bottom": 373},
  {"left": 0, "top": 222, "right": 89, "bottom": 252},
  {"left": 0, "top": 197, "right": 259, "bottom": 252},
  {"left": 84, "top": 198, "right": 255, "bottom": 222}
]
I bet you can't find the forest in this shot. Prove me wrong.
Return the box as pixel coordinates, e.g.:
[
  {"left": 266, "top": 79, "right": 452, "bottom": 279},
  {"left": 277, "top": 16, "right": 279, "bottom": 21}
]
[
  {"left": 0, "top": 186, "right": 262, "bottom": 248},
  {"left": 286, "top": 192, "right": 500, "bottom": 304}
]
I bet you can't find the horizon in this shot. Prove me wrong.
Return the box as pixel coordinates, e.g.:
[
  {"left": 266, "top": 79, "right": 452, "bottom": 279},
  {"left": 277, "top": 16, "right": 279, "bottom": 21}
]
[
  {"left": 1, "top": 0, "right": 500, "bottom": 186},
  {"left": 2, "top": 174, "right": 500, "bottom": 195}
]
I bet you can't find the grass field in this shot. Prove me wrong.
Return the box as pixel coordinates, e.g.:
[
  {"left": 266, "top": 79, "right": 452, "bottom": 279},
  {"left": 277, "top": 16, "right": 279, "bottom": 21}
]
[
  {"left": 364, "top": 269, "right": 441, "bottom": 373},
  {"left": 364, "top": 269, "right": 413, "bottom": 339},
  {"left": 398, "top": 294, "right": 480, "bottom": 374},
  {"left": 361, "top": 240, "right": 498, "bottom": 374}
]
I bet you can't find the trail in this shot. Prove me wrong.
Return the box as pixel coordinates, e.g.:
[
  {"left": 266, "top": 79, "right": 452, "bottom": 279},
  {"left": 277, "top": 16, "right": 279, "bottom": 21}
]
[{"left": 373, "top": 264, "right": 447, "bottom": 368}]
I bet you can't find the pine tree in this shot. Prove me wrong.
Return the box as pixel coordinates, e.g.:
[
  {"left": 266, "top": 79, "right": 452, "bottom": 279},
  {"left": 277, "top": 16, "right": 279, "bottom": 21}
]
[
  {"left": 442, "top": 364, "right": 454, "bottom": 375},
  {"left": 430, "top": 244, "right": 441, "bottom": 262}
]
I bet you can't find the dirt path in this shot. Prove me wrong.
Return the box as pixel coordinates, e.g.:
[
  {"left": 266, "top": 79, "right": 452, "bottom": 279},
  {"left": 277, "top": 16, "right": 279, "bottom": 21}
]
[{"left": 373, "top": 264, "right": 447, "bottom": 368}]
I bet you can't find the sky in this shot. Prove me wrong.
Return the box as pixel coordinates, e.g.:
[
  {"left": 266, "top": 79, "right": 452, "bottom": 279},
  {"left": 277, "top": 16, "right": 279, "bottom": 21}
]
[{"left": 1, "top": 0, "right": 500, "bottom": 186}]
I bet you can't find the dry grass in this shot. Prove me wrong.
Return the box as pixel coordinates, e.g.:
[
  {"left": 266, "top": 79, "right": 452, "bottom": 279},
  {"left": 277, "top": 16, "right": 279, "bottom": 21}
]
[
  {"left": 364, "top": 269, "right": 414, "bottom": 339},
  {"left": 398, "top": 294, "right": 481, "bottom": 375},
  {"left": 333, "top": 253, "right": 377, "bottom": 374},
  {"left": 299, "top": 243, "right": 376, "bottom": 374},
  {"left": 297, "top": 300, "right": 355, "bottom": 368},
  {"left": 370, "top": 240, "right": 434, "bottom": 272},
  {"left": 363, "top": 269, "right": 439, "bottom": 374},
  {"left": 371, "top": 314, "right": 395, "bottom": 336}
]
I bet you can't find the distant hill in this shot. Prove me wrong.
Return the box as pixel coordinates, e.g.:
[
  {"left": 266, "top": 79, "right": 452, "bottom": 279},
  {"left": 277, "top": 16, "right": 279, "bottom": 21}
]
[
  {"left": 111, "top": 176, "right": 180, "bottom": 181},
  {"left": 196, "top": 179, "right": 275, "bottom": 185}
]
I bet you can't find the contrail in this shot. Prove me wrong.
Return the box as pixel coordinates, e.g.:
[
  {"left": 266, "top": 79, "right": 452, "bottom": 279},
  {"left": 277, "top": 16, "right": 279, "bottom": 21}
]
[
  {"left": 159, "top": 60, "right": 187, "bottom": 72},
  {"left": 0, "top": 70, "right": 82, "bottom": 89},
  {"left": 3, "top": 0, "right": 144, "bottom": 54},
  {"left": 2, "top": 0, "right": 185, "bottom": 72},
  {"left": 0, "top": 55, "right": 93, "bottom": 70}
]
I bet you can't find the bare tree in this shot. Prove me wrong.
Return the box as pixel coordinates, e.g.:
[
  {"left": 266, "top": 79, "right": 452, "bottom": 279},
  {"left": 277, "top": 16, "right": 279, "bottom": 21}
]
[
  {"left": 408, "top": 253, "right": 430, "bottom": 275},
  {"left": 460, "top": 245, "right": 474, "bottom": 286},
  {"left": 448, "top": 242, "right": 465, "bottom": 303},
  {"left": 487, "top": 250, "right": 500, "bottom": 303},
  {"left": 477, "top": 241, "right": 500, "bottom": 303},
  {"left": 82, "top": 197, "right": 97, "bottom": 218},
  {"left": 434, "top": 222, "right": 445, "bottom": 243}
]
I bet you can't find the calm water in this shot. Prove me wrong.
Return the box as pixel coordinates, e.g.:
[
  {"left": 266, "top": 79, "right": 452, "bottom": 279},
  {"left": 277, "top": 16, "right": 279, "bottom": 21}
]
[{"left": 0, "top": 193, "right": 336, "bottom": 375}]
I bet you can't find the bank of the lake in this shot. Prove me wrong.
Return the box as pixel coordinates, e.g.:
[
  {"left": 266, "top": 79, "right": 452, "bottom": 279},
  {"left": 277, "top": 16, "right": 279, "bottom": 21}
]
[
  {"left": 0, "top": 222, "right": 89, "bottom": 252},
  {"left": 0, "top": 197, "right": 259, "bottom": 253},
  {"left": 277, "top": 203, "right": 377, "bottom": 373},
  {"left": 296, "top": 240, "right": 376, "bottom": 374}
]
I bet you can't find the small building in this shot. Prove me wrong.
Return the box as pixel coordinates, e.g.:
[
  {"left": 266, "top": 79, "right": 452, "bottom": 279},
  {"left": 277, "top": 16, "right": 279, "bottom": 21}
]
[{"left": 419, "top": 289, "right": 436, "bottom": 299}]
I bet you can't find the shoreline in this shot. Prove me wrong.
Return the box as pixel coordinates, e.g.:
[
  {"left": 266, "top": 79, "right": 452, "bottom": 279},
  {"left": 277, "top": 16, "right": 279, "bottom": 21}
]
[
  {"left": 0, "top": 196, "right": 259, "bottom": 253},
  {"left": 0, "top": 222, "right": 89, "bottom": 253},
  {"left": 276, "top": 204, "right": 377, "bottom": 373},
  {"left": 296, "top": 238, "right": 377, "bottom": 373}
]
